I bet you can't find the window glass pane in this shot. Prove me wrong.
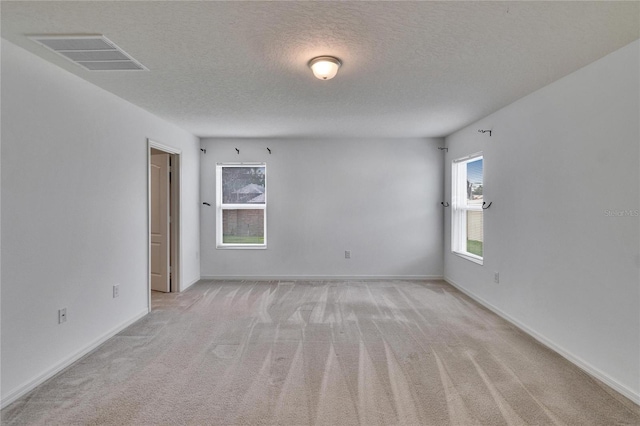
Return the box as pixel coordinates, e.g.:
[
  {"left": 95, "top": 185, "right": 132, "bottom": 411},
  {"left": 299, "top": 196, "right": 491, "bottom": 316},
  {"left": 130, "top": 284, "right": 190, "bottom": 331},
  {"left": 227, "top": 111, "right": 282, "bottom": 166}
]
[
  {"left": 221, "top": 167, "right": 265, "bottom": 204},
  {"left": 466, "top": 159, "right": 483, "bottom": 206},
  {"left": 222, "top": 209, "right": 264, "bottom": 244},
  {"left": 452, "top": 154, "right": 484, "bottom": 262},
  {"left": 466, "top": 210, "right": 483, "bottom": 256}
]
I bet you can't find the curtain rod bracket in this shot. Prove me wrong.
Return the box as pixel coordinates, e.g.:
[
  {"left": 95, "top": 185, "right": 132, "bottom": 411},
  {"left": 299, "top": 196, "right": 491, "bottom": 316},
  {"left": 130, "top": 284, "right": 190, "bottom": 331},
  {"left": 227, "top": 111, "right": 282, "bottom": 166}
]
[{"left": 478, "top": 129, "right": 492, "bottom": 137}]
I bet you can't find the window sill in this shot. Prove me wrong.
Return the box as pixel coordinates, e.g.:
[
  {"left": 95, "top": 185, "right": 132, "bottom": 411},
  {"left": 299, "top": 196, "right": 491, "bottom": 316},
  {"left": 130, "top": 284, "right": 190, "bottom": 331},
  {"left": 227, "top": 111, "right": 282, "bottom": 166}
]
[
  {"left": 217, "top": 245, "right": 267, "bottom": 250},
  {"left": 453, "top": 251, "right": 483, "bottom": 265}
]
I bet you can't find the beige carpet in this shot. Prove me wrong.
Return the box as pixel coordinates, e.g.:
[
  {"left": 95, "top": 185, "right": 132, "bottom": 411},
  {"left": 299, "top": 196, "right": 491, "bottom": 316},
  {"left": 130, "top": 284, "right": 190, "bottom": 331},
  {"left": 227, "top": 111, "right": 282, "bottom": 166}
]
[{"left": 3, "top": 280, "right": 639, "bottom": 425}]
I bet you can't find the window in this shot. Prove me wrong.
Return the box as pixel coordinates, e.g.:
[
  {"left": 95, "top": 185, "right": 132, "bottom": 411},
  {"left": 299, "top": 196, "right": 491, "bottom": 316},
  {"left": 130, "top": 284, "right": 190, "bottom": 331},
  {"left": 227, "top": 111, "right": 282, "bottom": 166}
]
[
  {"left": 452, "top": 154, "right": 484, "bottom": 264},
  {"left": 216, "top": 163, "right": 266, "bottom": 249}
]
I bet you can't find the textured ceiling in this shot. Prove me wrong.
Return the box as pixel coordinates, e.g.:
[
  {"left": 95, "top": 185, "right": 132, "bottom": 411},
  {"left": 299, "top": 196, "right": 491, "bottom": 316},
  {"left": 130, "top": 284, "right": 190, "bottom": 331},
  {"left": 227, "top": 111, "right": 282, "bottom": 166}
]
[{"left": 2, "top": 1, "right": 638, "bottom": 138}]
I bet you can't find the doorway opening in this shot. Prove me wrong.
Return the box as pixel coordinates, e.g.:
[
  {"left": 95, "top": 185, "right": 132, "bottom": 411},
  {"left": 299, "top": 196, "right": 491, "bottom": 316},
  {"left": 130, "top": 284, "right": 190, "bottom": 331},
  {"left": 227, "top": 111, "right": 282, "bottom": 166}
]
[{"left": 148, "top": 140, "right": 181, "bottom": 311}]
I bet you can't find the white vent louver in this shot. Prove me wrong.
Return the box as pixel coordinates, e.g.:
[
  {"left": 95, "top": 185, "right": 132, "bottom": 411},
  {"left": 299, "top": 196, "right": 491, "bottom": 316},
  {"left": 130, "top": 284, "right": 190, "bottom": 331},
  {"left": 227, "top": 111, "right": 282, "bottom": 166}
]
[{"left": 30, "top": 35, "right": 147, "bottom": 71}]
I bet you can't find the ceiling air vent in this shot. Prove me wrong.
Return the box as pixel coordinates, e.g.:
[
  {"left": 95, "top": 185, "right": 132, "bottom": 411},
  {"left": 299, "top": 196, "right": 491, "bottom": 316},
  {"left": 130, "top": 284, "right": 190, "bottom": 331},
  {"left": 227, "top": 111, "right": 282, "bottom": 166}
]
[{"left": 30, "top": 35, "right": 147, "bottom": 71}]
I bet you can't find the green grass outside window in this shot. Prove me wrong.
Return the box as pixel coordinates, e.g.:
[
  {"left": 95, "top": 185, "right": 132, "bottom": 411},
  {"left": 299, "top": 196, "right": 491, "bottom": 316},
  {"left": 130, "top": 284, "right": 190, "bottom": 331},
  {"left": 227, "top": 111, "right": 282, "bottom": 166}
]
[
  {"left": 223, "top": 236, "right": 264, "bottom": 244},
  {"left": 467, "top": 240, "right": 483, "bottom": 257}
]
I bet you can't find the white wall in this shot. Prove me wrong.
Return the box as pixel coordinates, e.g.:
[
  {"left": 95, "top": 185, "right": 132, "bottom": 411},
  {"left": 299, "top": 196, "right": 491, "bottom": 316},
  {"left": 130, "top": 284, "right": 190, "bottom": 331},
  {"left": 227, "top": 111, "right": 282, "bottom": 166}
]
[
  {"left": 0, "top": 41, "right": 200, "bottom": 405},
  {"left": 200, "top": 137, "right": 443, "bottom": 279},
  {"left": 444, "top": 40, "right": 640, "bottom": 402}
]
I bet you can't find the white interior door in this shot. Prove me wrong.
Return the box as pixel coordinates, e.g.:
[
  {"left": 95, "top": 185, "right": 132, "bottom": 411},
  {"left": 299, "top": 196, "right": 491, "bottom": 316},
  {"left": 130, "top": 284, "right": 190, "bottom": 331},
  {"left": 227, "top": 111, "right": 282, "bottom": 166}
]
[{"left": 150, "top": 151, "right": 170, "bottom": 292}]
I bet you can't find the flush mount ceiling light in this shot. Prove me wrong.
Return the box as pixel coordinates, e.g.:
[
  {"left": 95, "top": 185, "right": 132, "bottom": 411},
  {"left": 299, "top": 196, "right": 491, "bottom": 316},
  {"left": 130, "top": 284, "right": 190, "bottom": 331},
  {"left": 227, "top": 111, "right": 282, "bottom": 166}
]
[{"left": 308, "top": 56, "right": 341, "bottom": 80}]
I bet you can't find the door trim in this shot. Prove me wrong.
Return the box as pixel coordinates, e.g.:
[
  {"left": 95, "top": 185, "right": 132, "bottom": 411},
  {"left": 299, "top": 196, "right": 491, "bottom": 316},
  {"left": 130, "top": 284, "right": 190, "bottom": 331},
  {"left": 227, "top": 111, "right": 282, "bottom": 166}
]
[{"left": 147, "top": 139, "right": 182, "bottom": 311}]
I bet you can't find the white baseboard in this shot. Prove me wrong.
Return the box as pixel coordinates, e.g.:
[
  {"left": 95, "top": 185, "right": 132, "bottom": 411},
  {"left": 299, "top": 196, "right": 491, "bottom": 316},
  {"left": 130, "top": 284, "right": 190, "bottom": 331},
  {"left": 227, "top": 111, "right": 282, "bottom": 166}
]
[
  {"left": 180, "top": 276, "right": 201, "bottom": 292},
  {"left": 1, "top": 309, "right": 149, "bottom": 409},
  {"left": 443, "top": 276, "right": 640, "bottom": 405},
  {"left": 200, "top": 275, "right": 443, "bottom": 281}
]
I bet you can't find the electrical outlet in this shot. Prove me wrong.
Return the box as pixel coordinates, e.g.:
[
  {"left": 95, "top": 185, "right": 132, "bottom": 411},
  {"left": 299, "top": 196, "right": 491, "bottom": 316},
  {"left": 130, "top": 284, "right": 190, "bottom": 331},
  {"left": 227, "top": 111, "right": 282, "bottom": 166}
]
[
  {"left": 113, "top": 284, "right": 119, "bottom": 298},
  {"left": 345, "top": 250, "right": 351, "bottom": 259},
  {"left": 494, "top": 272, "right": 500, "bottom": 284},
  {"left": 58, "top": 308, "right": 67, "bottom": 324}
]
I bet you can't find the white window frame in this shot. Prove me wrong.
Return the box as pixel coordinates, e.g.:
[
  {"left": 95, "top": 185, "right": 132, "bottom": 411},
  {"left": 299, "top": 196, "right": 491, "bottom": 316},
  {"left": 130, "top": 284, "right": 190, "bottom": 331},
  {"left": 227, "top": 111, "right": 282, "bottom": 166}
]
[
  {"left": 216, "top": 163, "right": 267, "bottom": 249},
  {"left": 451, "top": 153, "right": 484, "bottom": 265}
]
